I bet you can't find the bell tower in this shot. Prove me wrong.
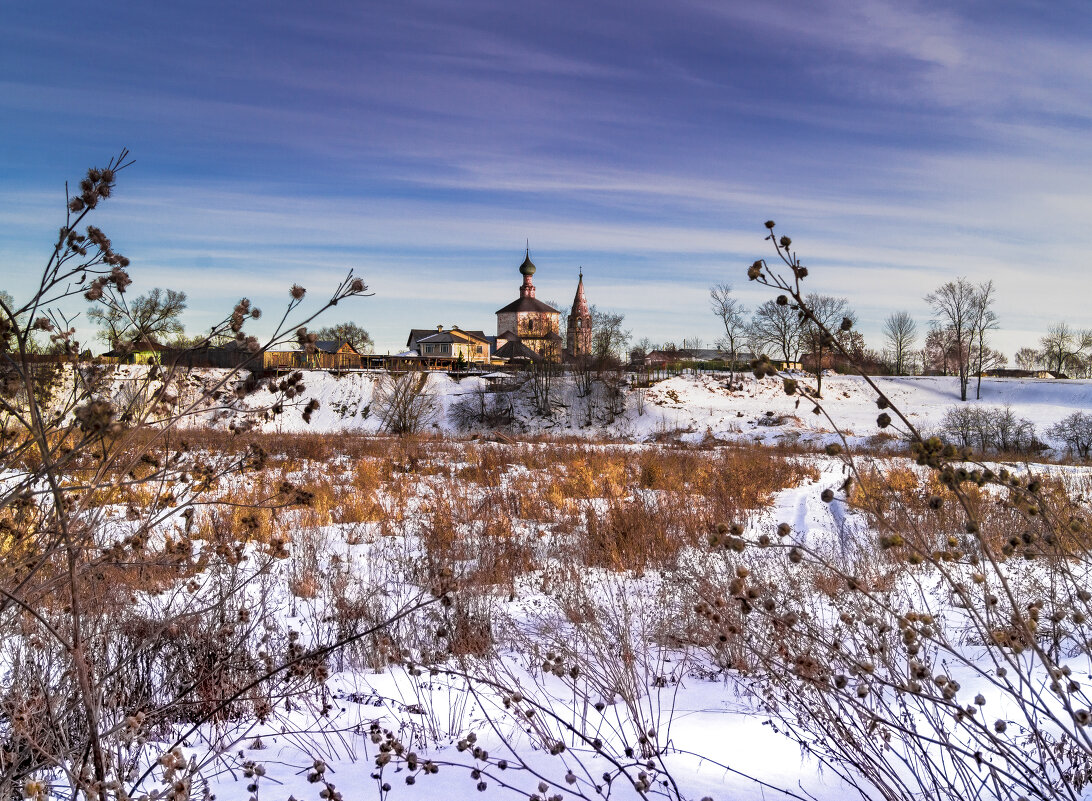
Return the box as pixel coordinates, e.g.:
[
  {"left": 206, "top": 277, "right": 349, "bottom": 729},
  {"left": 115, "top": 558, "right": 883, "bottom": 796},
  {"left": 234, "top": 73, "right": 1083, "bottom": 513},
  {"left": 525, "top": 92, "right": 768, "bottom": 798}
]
[{"left": 566, "top": 269, "right": 592, "bottom": 358}]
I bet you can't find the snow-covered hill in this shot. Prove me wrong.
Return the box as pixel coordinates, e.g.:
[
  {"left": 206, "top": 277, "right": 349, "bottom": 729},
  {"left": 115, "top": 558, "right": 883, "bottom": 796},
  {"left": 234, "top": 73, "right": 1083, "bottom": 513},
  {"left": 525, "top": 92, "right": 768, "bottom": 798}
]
[
  {"left": 65, "top": 364, "right": 1092, "bottom": 452},
  {"left": 186, "top": 368, "right": 1092, "bottom": 452}
]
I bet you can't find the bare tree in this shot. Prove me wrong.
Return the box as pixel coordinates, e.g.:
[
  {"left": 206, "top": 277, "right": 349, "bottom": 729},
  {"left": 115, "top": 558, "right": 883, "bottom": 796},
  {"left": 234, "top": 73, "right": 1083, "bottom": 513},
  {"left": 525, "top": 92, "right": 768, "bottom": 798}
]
[
  {"left": 526, "top": 359, "right": 558, "bottom": 416},
  {"left": 925, "top": 277, "right": 977, "bottom": 401},
  {"left": 449, "top": 382, "right": 513, "bottom": 430},
  {"left": 630, "top": 336, "right": 656, "bottom": 363},
  {"left": 1014, "top": 347, "right": 1040, "bottom": 371},
  {"left": 923, "top": 324, "right": 961, "bottom": 376},
  {"left": 709, "top": 284, "right": 747, "bottom": 354},
  {"left": 970, "top": 280, "right": 999, "bottom": 399},
  {"left": 882, "top": 311, "right": 917, "bottom": 375},
  {"left": 374, "top": 369, "right": 440, "bottom": 435},
  {"left": 87, "top": 287, "right": 187, "bottom": 346},
  {"left": 1039, "top": 322, "right": 1092, "bottom": 374},
  {"left": 545, "top": 299, "right": 567, "bottom": 350},
  {"left": 710, "top": 283, "right": 747, "bottom": 380},
  {"left": 800, "top": 293, "right": 855, "bottom": 395},
  {"left": 590, "top": 306, "right": 631, "bottom": 363},
  {"left": 314, "top": 321, "right": 374, "bottom": 353},
  {"left": 749, "top": 298, "right": 802, "bottom": 365}
]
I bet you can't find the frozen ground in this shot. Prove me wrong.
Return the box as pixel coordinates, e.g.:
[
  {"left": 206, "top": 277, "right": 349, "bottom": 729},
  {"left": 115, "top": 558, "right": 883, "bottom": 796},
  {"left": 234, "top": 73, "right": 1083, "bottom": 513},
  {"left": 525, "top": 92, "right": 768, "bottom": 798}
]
[{"left": 31, "top": 365, "right": 1092, "bottom": 800}]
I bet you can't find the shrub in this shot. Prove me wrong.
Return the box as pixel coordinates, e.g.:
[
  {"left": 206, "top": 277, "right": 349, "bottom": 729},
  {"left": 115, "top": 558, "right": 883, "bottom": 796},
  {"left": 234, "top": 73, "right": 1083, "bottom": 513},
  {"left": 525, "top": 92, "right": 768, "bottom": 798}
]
[
  {"left": 1048, "top": 411, "right": 1092, "bottom": 459},
  {"left": 374, "top": 368, "right": 440, "bottom": 435},
  {"left": 941, "top": 404, "right": 1038, "bottom": 454}
]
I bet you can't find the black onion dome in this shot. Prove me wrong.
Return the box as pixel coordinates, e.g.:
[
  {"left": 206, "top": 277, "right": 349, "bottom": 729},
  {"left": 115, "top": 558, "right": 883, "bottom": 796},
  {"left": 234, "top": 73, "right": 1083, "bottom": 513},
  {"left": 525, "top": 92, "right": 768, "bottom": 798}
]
[{"left": 519, "top": 254, "right": 537, "bottom": 276}]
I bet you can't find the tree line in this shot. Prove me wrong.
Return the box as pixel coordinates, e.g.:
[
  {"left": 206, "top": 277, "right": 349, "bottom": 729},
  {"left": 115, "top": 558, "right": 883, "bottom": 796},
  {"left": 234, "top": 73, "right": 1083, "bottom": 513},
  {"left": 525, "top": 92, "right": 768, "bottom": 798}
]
[{"left": 631, "top": 277, "right": 1089, "bottom": 402}]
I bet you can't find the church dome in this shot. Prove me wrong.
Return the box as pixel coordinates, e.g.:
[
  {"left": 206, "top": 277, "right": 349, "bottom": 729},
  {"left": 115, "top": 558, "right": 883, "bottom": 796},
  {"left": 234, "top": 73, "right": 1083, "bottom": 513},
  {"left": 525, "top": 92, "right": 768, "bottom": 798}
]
[{"left": 519, "top": 253, "right": 536, "bottom": 276}]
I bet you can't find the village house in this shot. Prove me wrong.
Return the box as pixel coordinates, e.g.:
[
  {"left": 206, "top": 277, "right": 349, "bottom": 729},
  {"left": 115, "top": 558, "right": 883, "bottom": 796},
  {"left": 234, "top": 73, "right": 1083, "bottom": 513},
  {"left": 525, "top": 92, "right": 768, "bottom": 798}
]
[
  {"left": 406, "top": 326, "right": 492, "bottom": 364},
  {"left": 102, "top": 337, "right": 171, "bottom": 364}
]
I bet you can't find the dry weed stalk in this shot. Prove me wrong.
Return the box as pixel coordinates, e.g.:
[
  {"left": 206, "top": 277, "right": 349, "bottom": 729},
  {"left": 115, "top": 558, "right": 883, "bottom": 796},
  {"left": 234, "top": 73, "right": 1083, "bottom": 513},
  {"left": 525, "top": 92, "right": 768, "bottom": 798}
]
[
  {"left": 0, "top": 155, "right": 438, "bottom": 801},
  {"left": 707, "top": 222, "right": 1092, "bottom": 800}
]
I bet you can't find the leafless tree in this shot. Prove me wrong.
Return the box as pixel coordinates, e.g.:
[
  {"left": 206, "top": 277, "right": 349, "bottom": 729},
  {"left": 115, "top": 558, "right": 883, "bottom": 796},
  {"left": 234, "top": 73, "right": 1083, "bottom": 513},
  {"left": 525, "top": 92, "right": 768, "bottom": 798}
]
[
  {"left": 525, "top": 359, "right": 558, "bottom": 416},
  {"left": 87, "top": 287, "right": 187, "bottom": 346},
  {"left": 882, "top": 311, "right": 917, "bottom": 375},
  {"left": 1014, "top": 347, "right": 1041, "bottom": 371},
  {"left": 922, "top": 324, "right": 962, "bottom": 376},
  {"left": 748, "top": 298, "right": 802, "bottom": 365},
  {"left": 800, "top": 293, "right": 855, "bottom": 395},
  {"left": 1039, "top": 322, "right": 1092, "bottom": 374},
  {"left": 314, "top": 321, "right": 374, "bottom": 353},
  {"left": 449, "top": 382, "right": 513, "bottom": 430},
  {"left": 590, "top": 306, "right": 631, "bottom": 363},
  {"left": 970, "top": 280, "right": 999, "bottom": 399},
  {"left": 925, "top": 277, "right": 978, "bottom": 401},
  {"left": 374, "top": 368, "right": 440, "bottom": 435},
  {"left": 709, "top": 283, "right": 747, "bottom": 360}
]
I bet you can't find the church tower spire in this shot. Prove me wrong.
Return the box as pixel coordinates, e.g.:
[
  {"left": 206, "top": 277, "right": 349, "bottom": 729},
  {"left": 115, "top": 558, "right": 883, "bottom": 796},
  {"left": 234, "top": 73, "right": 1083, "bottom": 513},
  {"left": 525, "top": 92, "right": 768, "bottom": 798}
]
[{"left": 566, "top": 269, "right": 592, "bottom": 358}]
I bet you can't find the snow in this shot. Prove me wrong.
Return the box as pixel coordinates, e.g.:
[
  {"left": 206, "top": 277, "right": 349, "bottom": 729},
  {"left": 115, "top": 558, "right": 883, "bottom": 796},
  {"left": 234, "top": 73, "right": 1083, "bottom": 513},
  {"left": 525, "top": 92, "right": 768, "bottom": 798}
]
[
  {"left": 164, "top": 367, "right": 1092, "bottom": 456},
  {"left": 21, "top": 365, "right": 1092, "bottom": 800}
]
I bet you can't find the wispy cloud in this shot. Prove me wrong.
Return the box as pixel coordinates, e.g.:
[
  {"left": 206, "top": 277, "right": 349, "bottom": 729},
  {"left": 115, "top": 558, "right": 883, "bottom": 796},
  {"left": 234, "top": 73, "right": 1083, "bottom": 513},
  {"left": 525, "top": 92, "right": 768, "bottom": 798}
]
[{"left": 3, "top": 0, "right": 1090, "bottom": 357}]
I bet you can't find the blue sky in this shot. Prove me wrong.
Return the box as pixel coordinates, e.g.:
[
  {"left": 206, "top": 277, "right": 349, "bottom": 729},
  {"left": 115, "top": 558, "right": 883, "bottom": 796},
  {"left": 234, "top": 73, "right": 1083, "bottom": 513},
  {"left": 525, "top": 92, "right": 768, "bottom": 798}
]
[{"left": 3, "top": 0, "right": 1091, "bottom": 355}]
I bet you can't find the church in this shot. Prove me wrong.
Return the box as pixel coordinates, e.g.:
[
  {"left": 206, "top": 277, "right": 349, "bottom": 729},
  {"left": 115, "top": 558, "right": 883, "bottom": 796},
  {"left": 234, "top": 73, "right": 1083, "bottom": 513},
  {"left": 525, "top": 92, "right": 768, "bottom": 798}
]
[{"left": 494, "top": 249, "right": 592, "bottom": 363}]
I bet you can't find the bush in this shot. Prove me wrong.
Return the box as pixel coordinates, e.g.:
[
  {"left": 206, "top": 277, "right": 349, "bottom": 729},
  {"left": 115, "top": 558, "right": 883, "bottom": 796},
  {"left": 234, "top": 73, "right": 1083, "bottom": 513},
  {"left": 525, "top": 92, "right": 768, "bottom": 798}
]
[
  {"left": 374, "top": 369, "right": 440, "bottom": 434},
  {"left": 1048, "top": 411, "right": 1092, "bottom": 459},
  {"left": 941, "top": 404, "right": 1038, "bottom": 454}
]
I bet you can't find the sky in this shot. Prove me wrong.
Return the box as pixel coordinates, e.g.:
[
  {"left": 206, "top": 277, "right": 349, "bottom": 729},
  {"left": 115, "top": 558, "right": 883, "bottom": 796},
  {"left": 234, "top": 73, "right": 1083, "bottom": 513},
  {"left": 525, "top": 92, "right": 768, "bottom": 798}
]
[{"left": 3, "top": 0, "right": 1092, "bottom": 357}]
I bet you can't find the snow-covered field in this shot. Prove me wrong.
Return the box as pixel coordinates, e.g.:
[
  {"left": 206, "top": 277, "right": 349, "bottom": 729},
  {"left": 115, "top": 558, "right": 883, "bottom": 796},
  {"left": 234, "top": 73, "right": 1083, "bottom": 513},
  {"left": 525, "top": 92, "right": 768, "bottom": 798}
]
[{"left": 11, "top": 366, "right": 1092, "bottom": 800}]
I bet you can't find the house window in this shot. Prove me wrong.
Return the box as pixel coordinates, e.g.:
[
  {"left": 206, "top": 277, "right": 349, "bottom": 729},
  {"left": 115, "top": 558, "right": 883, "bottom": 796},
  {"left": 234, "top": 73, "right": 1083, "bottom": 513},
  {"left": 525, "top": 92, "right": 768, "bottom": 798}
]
[{"left": 476, "top": 346, "right": 483, "bottom": 354}]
